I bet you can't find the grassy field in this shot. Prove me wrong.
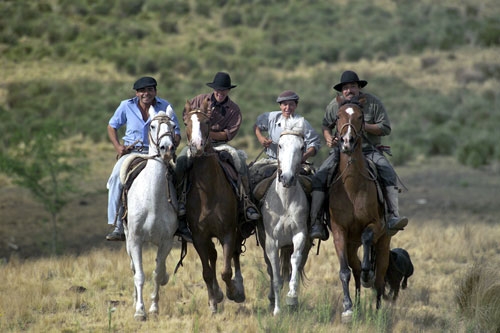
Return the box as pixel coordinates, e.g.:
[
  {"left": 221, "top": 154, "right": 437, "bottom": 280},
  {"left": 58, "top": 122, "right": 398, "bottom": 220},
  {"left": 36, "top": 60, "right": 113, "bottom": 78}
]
[
  {"left": 1, "top": 153, "right": 499, "bottom": 332},
  {"left": 1, "top": 1, "right": 500, "bottom": 331}
]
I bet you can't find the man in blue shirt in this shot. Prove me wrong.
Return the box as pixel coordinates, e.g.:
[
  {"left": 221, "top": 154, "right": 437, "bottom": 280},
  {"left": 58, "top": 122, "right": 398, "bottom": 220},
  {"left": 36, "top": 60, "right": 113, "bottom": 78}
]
[{"left": 105, "top": 77, "right": 191, "bottom": 241}]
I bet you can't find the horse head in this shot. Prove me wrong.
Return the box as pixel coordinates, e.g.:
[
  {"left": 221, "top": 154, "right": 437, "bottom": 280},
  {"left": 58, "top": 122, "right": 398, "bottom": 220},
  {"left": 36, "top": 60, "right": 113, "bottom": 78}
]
[
  {"left": 148, "top": 106, "right": 176, "bottom": 162},
  {"left": 277, "top": 117, "right": 305, "bottom": 187},
  {"left": 184, "top": 98, "right": 211, "bottom": 157},
  {"left": 336, "top": 95, "right": 366, "bottom": 155}
]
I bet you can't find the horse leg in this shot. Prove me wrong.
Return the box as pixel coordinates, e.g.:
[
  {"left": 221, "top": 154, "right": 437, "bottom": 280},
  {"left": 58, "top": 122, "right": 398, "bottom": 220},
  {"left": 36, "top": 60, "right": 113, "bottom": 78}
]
[
  {"left": 347, "top": 243, "right": 362, "bottom": 309},
  {"left": 230, "top": 245, "right": 246, "bottom": 303},
  {"left": 128, "top": 243, "right": 146, "bottom": 321},
  {"left": 257, "top": 224, "right": 275, "bottom": 308},
  {"left": 374, "top": 235, "right": 391, "bottom": 309},
  {"left": 332, "top": 226, "right": 353, "bottom": 322},
  {"left": 221, "top": 238, "right": 243, "bottom": 303},
  {"left": 287, "top": 232, "right": 306, "bottom": 309},
  {"left": 194, "top": 238, "right": 222, "bottom": 313},
  {"left": 149, "top": 242, "right": 172, "bottom": 315},
  {"left": 361, "top": 227, "right": 375, "bottom": 288},
  {"left": 266, "top": 242, "right": 283, "bottom": 316}
]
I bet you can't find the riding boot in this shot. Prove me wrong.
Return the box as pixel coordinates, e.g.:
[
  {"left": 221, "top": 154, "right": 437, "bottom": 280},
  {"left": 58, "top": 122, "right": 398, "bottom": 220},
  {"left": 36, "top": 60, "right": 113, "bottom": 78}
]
[
  {"left": 175, "top": 215, "right": 193, "bottom": 243},
  {"left": 241, "top": 174, "right": 261, "bottom": 221},
  {"left": 106, "top": 219, "right": 125, "bottom": 241},
  {"left": 309, "top": 190, "right": 329, "bottom": 241},
  {"left": 385, "top": 186, "right": 409, "bottom": 233}
]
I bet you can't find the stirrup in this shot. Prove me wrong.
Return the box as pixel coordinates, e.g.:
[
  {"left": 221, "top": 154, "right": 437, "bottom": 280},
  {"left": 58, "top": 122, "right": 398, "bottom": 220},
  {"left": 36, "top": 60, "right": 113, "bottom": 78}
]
[
  {"left": 310, "top": 222, "right": 329, "bottom": 241},
  {"left": 178, "top": 202, "right": 186, "bottom": 216},
  {"left": 246, "top": 207, "right": 260, "bottom": 221}
]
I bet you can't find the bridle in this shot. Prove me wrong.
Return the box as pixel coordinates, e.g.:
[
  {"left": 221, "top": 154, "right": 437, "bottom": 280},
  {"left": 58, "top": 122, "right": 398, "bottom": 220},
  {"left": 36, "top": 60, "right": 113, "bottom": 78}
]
[
  {"left": 186, "top": 110, "right": 212, "bottom": 154},
  {"left": 148, "top": 114, "right": 175, "bottom": 159},
  {"left": 331, "top": 103, "right": 376, "bottom": 183}
]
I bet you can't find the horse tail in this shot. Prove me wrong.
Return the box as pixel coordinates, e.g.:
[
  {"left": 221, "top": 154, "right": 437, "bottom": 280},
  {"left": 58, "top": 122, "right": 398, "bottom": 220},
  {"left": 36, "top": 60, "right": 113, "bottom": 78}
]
[{"left": 299, "top": 238, "right": 313, "bottom": 286}]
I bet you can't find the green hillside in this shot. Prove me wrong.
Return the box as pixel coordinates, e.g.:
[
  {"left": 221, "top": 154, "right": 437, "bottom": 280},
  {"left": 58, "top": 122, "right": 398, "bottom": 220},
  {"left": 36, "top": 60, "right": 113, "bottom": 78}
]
[{"left": 2, "top": 0, "right": 500, "bottom": 166}]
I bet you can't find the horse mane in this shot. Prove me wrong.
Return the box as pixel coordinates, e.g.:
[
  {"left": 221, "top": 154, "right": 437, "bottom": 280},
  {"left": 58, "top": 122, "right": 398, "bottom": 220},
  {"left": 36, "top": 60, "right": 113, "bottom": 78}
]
[
  {"left": 280, "top": 116, "right": 305, "bottom": 137},
  {"left": 337, "top": 95, "right": 366, "bottom": 108}
]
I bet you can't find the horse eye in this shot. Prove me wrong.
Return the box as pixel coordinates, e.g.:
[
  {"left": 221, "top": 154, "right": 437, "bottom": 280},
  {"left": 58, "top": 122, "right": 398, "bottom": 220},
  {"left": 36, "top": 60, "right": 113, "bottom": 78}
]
[{"left": 278, "top": 144, "right": 282, "bottom": 150}]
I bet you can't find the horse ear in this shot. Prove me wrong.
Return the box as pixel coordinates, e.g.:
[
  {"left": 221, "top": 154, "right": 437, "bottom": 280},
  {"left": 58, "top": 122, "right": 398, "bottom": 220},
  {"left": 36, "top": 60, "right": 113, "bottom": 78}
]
[
  {"left": 148, "top": 105, "right": 156, "bottom": 119},
  {"left": 203, "top": 97, "right": 212, "bottom": 117},
  {"left": 336, "top": 94, "right": 344, "bottom": 104},
  {"left": 183, "top": 100, "right": 191, "bottom": 124},
  {"left": 165, "top": 105, "right": 175, "bottom": 121},
  {"left": 358, "top": 96, "right": 367, "bottom": 106}
]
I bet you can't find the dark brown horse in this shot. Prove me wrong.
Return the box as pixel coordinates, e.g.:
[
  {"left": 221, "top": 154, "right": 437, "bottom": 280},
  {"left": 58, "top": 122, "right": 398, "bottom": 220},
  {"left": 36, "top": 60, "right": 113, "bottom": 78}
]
[
  {"left": 328, "top": 95, "right": 391, "bottom": 323},
  {"left": 183, "top": 99, "right": 245, "bottom": 313}
]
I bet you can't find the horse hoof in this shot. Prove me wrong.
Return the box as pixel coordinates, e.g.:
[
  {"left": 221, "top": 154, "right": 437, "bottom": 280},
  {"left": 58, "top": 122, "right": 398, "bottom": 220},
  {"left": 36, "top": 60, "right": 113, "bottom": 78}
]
[
  {"left": 361, "top": 270, "right": 375, "bottom": 288},
  {"left": 227, "top": 290, "right": 245, "bottom": 303},
  {"left": 216, "top": 290, "right": 224, "bottom": 304},
  {"left": 134, "top": 312, "right": 147, "bottom": 321},
  {"left": 341, "top": 309, "right": 353, "bottom": 324},
  {"left": 286, "top": 295, "right": 298, "bottom": 307},
  {"left": 149, "top": 304, "right": 159, "bottom": 315}
]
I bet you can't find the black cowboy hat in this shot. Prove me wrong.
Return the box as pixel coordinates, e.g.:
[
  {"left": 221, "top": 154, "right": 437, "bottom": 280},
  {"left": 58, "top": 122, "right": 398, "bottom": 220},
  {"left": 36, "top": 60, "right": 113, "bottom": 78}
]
[
  {"left": 206, "top": 72, "right": 237, "bottom": 90},
  {"left": 133, "top": 77, "right": 157, "bottom": 90},
  {"left": 333, "top": 70, "right": 368, "bottom": 92}
]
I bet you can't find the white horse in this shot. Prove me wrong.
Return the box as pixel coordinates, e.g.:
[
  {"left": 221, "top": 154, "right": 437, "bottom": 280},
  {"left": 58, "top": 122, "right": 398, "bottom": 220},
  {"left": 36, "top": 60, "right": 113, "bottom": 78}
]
[
  {"left": 121, "top": 106, "right": 178, "bottom": 321},
  {"left": 257, "top": 117, "right": 313, "bottom": 316}
]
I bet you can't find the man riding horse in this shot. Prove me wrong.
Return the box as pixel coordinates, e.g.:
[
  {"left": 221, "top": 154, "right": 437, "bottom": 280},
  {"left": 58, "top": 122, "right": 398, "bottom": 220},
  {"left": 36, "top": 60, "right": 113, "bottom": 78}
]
[
  {"left": 310, "top": 70, "right": 409, "bottom": 240},
  {"left": 175, "top": 72, "right": 260, "bottom": 242},
  {"left": 251, "top": 90, "right": 324, "bottom": 240}
]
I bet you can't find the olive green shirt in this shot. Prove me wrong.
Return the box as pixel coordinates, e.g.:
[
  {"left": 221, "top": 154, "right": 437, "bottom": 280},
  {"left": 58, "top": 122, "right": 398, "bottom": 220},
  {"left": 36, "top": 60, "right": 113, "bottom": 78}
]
[{"left": 322, "top": 92, "right": 391, "bottom": 151}]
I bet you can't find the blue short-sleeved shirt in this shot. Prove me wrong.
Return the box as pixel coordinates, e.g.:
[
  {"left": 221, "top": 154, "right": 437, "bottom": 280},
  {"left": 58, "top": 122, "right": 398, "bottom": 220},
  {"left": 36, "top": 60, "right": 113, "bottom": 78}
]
[{"left": 108, "top": 96, "right": 181, "bottom": 148}]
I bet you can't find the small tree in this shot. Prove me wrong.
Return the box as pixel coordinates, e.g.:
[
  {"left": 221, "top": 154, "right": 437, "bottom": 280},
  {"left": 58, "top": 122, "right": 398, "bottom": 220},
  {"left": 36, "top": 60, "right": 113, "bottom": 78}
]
[{"left": 0, "top": 119, "right": 88, "bottom": 255}]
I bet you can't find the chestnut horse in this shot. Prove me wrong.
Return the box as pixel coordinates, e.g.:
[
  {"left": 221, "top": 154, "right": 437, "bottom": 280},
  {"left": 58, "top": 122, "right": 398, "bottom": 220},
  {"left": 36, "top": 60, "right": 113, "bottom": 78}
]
[
  {"left": 183, "top": 99, "right": 246, "bottom": 313},
  {"left": 328, "top": 95, "right": 391, "bottom": 323}
]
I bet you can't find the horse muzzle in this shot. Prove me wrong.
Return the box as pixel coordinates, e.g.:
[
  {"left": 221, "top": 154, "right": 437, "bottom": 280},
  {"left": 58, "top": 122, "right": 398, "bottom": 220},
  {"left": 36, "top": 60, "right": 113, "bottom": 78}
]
[{"left": 278, "top": 171, "right": 297, "bottom": 188}]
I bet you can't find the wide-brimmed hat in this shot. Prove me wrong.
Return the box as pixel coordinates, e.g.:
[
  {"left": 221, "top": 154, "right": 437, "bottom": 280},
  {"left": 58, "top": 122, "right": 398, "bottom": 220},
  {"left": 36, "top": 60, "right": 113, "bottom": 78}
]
[
  {"left": 133, "top": 77, "right": 157, "bottom": 90},
  {"left": 333, "top": 70, "right": 368, "bottom": 92},
  {"left": 276, "top": 90, "right": 300, "bottom": 103},
  {"left": 206, "top": 72, "right": 237, "bottom": 90}
]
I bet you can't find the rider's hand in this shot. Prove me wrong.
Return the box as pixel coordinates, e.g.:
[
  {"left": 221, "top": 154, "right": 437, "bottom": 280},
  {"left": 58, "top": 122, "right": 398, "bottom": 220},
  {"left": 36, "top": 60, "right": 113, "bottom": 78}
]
[
  {"left": 326, "top": 136, "right": 338, "bottom": 148},
  {"left": 260, "top": 137, "right": 273, "bottom": 148}
]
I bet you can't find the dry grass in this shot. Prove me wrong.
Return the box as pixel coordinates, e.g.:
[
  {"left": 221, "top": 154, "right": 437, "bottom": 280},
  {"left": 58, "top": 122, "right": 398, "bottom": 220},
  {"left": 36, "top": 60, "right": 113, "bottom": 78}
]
[
  {"left": 1, "top": 221, "right": 499, "bottom": 332},
  {"left": 1, "top": 151, "right": 499, "bottom": 332}
]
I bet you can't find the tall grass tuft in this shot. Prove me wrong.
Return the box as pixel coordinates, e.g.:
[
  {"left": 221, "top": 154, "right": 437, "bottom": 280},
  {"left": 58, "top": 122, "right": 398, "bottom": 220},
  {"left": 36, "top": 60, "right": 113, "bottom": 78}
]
[{"left": 455, "top": 262, "right": 500, "bottom": 332}]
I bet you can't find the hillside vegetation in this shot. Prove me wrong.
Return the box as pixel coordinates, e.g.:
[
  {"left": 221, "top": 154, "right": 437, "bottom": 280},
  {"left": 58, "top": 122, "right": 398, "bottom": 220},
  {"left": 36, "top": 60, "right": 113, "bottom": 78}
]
[{"left": 1, "top": 0, "right": 500, "bottom": 166}]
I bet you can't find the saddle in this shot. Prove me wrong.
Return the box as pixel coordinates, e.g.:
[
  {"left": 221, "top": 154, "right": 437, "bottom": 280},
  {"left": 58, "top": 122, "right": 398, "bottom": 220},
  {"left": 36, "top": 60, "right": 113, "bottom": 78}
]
[
  {"left": 251, "top": 165, "right": 313, "bottom": 202},
  {"left": 119, "top": 154, "right": 148, "bottom": 225}
]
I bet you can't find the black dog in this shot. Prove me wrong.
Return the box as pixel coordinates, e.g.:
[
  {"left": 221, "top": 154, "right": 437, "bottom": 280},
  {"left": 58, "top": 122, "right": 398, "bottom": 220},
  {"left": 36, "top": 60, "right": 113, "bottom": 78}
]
[{"left": 385, "top": 248, "right": 414, "bottom": 301}]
